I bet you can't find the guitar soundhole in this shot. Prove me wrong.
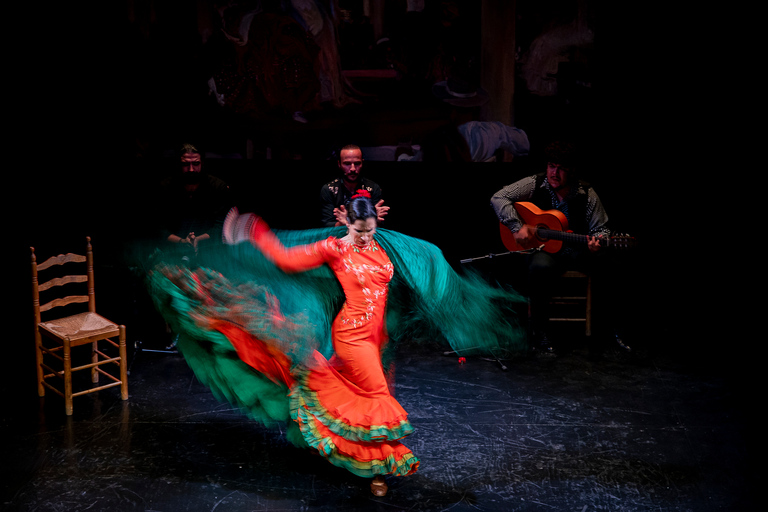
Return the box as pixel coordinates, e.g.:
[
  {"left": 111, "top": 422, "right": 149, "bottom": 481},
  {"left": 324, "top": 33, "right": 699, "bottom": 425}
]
[{"left": 535, "top": 225, "right": 549, "bottom": 241}]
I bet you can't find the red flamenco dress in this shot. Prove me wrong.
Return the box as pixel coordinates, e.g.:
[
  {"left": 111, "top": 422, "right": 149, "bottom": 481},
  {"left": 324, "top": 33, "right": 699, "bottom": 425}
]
[{"left": 208, "top": 216, "right": 418, "bottom": 478}]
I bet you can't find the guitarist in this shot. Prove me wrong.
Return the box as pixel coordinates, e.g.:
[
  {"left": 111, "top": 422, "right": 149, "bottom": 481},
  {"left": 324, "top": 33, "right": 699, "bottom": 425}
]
[{"left": 491, "top": 141, "right": 618, "bottom": 355}]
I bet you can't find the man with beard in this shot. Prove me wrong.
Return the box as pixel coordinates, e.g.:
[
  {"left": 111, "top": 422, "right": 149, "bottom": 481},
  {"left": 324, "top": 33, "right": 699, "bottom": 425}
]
[
  {"left": 158, "top": 143, "right": 234, "bottom": 260},
  {"left": 491, "top": 141, "right": 625, "bottom": 355},
  {"left": 320, "top": 145, "right": 389, "bottom": 227}
]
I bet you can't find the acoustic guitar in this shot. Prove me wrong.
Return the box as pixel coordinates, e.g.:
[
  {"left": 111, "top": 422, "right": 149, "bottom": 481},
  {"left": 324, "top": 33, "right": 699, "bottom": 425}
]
[{"left": 499, "top": 202, "right": 636, "bottom": 254}]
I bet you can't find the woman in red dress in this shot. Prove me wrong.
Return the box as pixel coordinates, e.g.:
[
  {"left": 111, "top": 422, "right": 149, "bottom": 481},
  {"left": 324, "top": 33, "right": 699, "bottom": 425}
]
[{"left": 221, "top": 190, "right": 417, "bottom": 495}]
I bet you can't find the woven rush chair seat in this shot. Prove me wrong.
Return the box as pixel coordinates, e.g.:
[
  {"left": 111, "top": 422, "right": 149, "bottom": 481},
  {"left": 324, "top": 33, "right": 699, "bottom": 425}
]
[{"left": 40, "top": 312, "right": 120, "bottom": 344}]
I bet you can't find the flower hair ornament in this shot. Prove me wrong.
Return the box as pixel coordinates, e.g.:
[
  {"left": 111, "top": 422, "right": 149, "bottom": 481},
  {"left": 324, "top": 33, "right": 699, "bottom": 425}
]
[{"left": 351, "top": 189, "right": 371, "bottom": 199}]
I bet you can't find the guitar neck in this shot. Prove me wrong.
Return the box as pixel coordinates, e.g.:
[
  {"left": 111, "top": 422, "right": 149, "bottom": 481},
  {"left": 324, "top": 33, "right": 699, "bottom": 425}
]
[{"left": 536, "top": 228, "right": 592, "bottom": 245}]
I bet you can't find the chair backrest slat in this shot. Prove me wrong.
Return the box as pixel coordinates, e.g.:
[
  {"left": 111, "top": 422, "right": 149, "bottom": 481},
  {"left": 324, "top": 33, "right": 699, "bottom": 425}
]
[
  {"left": 37, "top": 253, "right": 87, "bottom": 272},
  {"left": 31, "top": 238, "right": 96, "bottom": 318},
  {"left": 38, "top": 275, "right": 88, "bottom": 292},
  {"left": 40, "top": 295, "right": 90, "bottom": 313}
]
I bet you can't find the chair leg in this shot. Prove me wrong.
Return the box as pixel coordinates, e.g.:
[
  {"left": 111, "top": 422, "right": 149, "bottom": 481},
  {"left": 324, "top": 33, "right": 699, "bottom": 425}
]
[
  {"left": 91, "top": 340, "right": 99, "bottom": 384},
  {"left": 35, "top": 330, "right": 45, "bottom": 397},
  {"left": 63, "top": 341, "right": 73, "bottom": 416},
  {"left": 119, "top": 326, "right": 129, "bottom": 401}
]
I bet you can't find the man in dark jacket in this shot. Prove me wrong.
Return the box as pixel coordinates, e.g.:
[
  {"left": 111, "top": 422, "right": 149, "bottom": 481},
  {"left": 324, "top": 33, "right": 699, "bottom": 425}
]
[
  {"left": 158, "top": 143, "right": 234, "bottom": 258},
  {"left": 320, "top": 145, "right": 389, "bottom": 227}
]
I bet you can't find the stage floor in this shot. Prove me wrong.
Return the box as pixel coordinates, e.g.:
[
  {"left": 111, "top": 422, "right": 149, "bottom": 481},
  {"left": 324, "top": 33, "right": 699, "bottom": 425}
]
[{"left": 2, "top": 336, "right": 752, "bottom": 511}]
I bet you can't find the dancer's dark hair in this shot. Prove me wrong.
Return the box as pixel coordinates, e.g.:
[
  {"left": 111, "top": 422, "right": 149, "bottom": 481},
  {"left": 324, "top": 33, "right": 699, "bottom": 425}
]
[{"left": 347, "top": 190, "right": 377, "bottom": 224}]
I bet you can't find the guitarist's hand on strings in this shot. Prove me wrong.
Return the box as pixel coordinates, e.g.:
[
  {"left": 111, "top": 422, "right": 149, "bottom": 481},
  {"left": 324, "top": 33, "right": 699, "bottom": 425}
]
[
  {"left": 513, "top": 224, "right": 536, "bottom": 248},
  {"left": 586, "top": 235, "right": 603, "bottom": 253}
]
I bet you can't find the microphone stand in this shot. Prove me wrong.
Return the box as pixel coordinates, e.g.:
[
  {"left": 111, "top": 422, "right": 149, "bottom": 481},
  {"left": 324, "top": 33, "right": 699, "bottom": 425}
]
[
  {"left": 459, "top": 244, "right": 545, "bottom": 264},
  {"left": 448, "top": 245, "right": 545, "bottom": 371}
]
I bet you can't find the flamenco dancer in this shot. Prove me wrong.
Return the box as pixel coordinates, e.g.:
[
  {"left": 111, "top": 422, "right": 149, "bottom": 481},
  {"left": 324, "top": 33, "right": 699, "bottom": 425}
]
[{"left": 146, "top": 191, "right": 527, "bottom": 496}]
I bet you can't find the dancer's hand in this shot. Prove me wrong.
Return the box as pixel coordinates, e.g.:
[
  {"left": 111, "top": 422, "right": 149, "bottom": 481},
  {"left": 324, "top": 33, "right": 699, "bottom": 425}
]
[{"left": 223, "top": 208, "right": 263, "bottom": 245}]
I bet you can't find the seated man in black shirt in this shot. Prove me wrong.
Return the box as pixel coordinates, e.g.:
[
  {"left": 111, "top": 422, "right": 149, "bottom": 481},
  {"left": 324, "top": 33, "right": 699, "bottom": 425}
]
[{"left": 158, "top": 143, "right": 234, "bottom": 260}]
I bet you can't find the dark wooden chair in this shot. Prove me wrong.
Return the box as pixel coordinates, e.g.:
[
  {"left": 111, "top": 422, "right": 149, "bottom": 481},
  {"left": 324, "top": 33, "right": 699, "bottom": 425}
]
[
  {"left": 31, "top": 237, "right": 128, "bottom": 415},
  {"left": 547, "top": 270, "right": 592, "bottom": 337}
]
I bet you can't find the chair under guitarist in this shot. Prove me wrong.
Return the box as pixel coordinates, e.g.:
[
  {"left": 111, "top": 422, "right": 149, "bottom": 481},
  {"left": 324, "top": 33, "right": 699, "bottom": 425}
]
[
  {"left": 31, "top": 237, "right": 128, "bottom": 415},
  {"left": 542, "top": 269, "right": 592, "bottom": 337}
]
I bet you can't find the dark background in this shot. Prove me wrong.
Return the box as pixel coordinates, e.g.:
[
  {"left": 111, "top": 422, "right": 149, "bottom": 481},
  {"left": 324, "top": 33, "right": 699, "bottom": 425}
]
[{"left": 9, "top": 1, "right": 731, "bottom": 399}]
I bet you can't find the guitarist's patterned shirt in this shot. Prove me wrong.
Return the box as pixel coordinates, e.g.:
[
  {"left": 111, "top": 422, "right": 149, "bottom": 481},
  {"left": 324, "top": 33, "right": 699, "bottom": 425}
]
[{"left": 490, "top": 173, "right": 611, "bottom": 254}]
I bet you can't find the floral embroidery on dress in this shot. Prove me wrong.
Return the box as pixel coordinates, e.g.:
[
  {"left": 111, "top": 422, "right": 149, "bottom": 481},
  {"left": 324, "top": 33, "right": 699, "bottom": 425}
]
[
  {"left": 337, "top": 240, "right": 393, "bottom": 327},
  {"left": 351, "top": 242, "right": 378, "bottom": 254}
]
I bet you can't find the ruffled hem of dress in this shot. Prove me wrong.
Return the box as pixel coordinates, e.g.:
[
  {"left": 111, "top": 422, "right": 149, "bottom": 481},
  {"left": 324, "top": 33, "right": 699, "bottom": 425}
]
[
  {"left": 289, "top": 364, "right": 414, "bottom": 443},
  {"left": 293, "top": 400, "right": 420, "bottom": 478}
]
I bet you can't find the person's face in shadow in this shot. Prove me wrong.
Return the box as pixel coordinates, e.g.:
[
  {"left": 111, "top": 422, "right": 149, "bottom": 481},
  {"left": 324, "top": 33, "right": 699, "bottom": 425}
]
[
  {"left": 180, "top": 152, "right": 203, "bottom": 190},
  {"left": 338, "top": 148, "right": 363, "bottom": 187},
  {"left": 546, "top": 162, "right": 573, "bottom": 194}
]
